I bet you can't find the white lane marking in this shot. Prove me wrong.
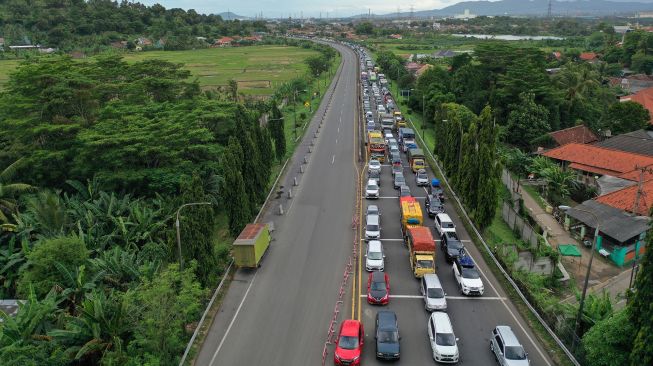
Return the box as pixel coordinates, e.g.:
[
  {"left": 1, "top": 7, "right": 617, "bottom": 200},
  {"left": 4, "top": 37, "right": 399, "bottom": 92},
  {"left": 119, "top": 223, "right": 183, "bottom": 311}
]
[
  {"left": 332, "top": 155, "right": 335, "bottom": 164},
  {"left": 210, "top": 271, "right": 259, "bottom": 366},
  {"left": 336, "top": 139, "right": 338, "bottom": 144},
  {"left": 360, "top": 238, "right": 404, "bottom": 242},
  {"left": 364, "top": 196, "right": 426, "bottom": 199},
  {"left": 337, "top": 126, "right": 340, "bottom": 133},
  {"left": 358, "top": 294, "right": 507, "bottom": 300}
]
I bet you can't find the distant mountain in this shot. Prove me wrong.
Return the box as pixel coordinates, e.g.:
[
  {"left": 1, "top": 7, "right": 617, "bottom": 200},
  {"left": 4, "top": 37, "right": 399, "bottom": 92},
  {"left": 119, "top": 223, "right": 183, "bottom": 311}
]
[
  {"left": 217, "top": 12, "right": 249, "bottom": 20},
  {"left": 368, "top": 0, "right": 653, "bottom": 18}
]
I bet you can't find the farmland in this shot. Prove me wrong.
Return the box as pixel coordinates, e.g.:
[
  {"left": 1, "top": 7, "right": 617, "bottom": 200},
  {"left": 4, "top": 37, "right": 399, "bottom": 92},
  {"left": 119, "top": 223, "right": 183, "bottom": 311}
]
[{"left": 0, "top": 45, "right": 319, "bottom": 96}]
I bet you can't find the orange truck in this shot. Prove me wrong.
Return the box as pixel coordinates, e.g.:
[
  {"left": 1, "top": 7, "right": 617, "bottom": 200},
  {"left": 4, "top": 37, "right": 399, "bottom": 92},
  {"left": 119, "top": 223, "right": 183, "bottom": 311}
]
[
  {"left": 367, "top": 130, "right": 386, "bottom": 162},
  {"left": 406, "top": 226, "right": 436, "bottom": 278},
  {"left": 400, "top": 199, "right": 423, "bottom": 237}
]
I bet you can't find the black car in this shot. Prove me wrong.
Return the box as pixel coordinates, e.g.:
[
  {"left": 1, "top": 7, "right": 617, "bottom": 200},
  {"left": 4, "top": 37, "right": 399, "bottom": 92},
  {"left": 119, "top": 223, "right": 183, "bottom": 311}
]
[
  {"left": 425, "top": 194, "right": 445, "bottom": 218},
  {"left": 375, "top": 310, "right": 400, "bottom": 360},
  {"left": 393, "top": 172, "right": 406, "bottom": 189},
  {"left": 441, "top": 231, "right": 465, "bottom": 263},
  {"left": 368, "top": 169, "right": 381, "bottom": 186}
]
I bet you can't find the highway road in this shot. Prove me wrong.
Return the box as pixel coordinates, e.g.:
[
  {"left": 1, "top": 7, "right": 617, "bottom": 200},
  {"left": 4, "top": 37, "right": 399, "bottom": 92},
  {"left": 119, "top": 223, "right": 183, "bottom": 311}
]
[
  {"left": 353, "top": 48, "right": 555, "bottom": 365},
  {"left": 195, "top": 42, "right": 360, "bottom": 365}
]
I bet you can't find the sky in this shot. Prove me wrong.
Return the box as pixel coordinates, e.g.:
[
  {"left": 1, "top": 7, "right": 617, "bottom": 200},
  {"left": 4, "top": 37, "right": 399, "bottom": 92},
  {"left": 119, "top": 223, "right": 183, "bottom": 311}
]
[{"left": 138, "top": 0, "right": 475, "bottom": 18}]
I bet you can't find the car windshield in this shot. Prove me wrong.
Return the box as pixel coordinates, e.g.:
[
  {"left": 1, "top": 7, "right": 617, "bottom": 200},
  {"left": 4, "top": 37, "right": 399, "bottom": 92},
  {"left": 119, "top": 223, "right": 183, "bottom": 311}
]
[
  {"left": 444, "top": 222, "right": 455, "bottom": 228},
  {"left": 417, "top": 260, "right": 434, "bottom": 268},
  {"left": 435, "top": 332, "right": 456, "bottom": 346},
  {"left": 367, "top": 184, "right": 378, "bottom": 190},
  {"left": 448, "top": 241, "right": 463, "bottom": 251},
  {"left": 338, "top": 335, "right": 359, "bottom": 350},
  {"left": 427, "top": 288, "right": 445, "bottom": 299},
  {"left": 396, "top": 176, "right": 405, "bottom": 183},
  {"left": 505, "top": 346, "right": 527, "bottom": 360},
  {"left": 371, "top": 281, "right": 386, "bottom": 291},
  {"left": 368, "top": 251, "right": 383, "bottom": 260},
  {"left": 367, "top": 224, "right": 379, "bottom": 231},
  {"left": 378, "top": 331, "right": 399, "bottom": 343},
  {"left": 418, "top": 173, "right": 427, "bottom": 179},
  {"left": 461, "top": 267, "right": 480, "bottom": 279}
]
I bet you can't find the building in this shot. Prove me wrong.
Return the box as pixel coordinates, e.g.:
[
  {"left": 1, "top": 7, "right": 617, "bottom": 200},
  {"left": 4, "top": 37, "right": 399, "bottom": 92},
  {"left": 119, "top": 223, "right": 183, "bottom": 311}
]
[
  {"left": 579, "top": 52, "right": 599, "bottom": 63},
  {"left": 388, "top": 34, "right": 403, "bottom": 40},
  {"left": 564, "top": 200, "right": 648, "bottom": 266},
  {"left": 213, "top": 36, "right": 235, "bottom": 47},
  {"left": 541, "top": 143, "right": 653, "bottom": 187},
  {"left": 596, "top": 179, "right": 653, "bottom": 216},
  {"left": 547, "top": 125, "right": 598, "bottom": 147},
  {"left": 620, "top": 86, "right": 653, "bottom": 124},
  {"left": 596, "top": 129, "right": 653, "bottom": 157},
  {"left": 405, "top": 62, "right": 422, "bottom": 74},
  {"left": 609, "top": 74, "right": 653, "bottom": 94},
  {"left": 433, "top": 50, "right": 456, "bottom": 58}
]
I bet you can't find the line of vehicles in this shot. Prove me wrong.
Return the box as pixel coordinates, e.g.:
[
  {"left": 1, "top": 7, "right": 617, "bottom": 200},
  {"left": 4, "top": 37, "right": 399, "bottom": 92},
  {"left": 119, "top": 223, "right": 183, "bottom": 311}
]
[{"left": 333, "top": 43, "right": 531, "bottom": 366}]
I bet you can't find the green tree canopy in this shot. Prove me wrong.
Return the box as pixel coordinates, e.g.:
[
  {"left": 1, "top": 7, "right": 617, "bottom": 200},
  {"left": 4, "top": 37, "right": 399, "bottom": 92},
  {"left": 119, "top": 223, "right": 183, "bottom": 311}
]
[{"left": 601, "top": 101, "right": 650, "bottom": 135}]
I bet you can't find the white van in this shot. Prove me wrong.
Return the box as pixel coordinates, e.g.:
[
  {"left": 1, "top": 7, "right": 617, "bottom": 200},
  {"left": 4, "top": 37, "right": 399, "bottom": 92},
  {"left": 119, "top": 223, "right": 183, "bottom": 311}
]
[
  {"left": 427, "top": 312, "right": 459, "bottom": 363},
  {"left": 365, "top": 240, "right": 385, "bottom": 271}
]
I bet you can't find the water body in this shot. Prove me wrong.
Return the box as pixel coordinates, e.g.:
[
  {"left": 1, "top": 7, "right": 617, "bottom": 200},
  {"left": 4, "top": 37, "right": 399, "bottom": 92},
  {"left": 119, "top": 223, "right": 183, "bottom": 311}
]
[{"left": 451, "top": 34, "right": 564, "bottom": 41}]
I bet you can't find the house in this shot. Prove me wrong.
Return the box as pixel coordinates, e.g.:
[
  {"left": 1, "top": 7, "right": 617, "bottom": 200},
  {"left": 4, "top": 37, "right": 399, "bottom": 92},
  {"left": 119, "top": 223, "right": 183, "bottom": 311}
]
[
  {"left": 136, "top": 37, "right": 152, "bottom": 46},
  {"left": 405, "top": 62, "right": 422, "bottom": 75},
  {"left": 596, "top": 179, "right": 653, "bottom": 216},
  {"left": 548, "top": 125, "right": 598, "bottom": 147},
  {"left": 110, "top": 41, "right": 127, "bottom": 49},
  {"left": 213, "top": 36, "right": 235, "bottom": 47},
  {"left": 609, "top": 74, "right": 653, "bottom": 94},
  {"left": 388, "top": 34, "right": 403, "bottom": 39},
  {"left": 541, "top": 143, "right": 653, "bottom": 186},
  {"left": 433, "top": 50, "right": 456, "bottom": 58},
  {"left": 579, "top": 52, "right": 599, "bottom": 63},
  {"left": 596, "top": 129, "right": 653, "bottom": 157},
  {"left": 563, "top": 200, "right": 648, "bottom": 266},
  {"left": 620, "top": 86, "right": 653, "bottom": 124},
  {"left": 551, "top": 51, "right": 562, "bottom": 60}
]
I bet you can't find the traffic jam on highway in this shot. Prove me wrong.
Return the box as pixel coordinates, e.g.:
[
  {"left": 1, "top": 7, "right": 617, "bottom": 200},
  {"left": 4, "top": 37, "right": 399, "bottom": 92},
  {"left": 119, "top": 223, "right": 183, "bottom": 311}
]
[{"left": 332, "top": 45, "right": 533, "bottom": 366}]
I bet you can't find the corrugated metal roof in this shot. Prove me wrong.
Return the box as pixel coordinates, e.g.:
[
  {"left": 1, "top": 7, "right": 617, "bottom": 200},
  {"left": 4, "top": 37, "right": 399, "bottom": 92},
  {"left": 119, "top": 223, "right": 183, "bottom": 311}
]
[
  {"left": 566, "top": 200, "right": 650, "bottom": 243},
  {"left": 596, "top": 129, "right": 653, "bottom": 157}
]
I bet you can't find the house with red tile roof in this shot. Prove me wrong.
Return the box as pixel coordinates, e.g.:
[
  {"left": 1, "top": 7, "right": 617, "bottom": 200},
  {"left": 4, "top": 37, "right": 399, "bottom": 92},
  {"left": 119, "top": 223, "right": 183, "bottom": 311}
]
[
  {"left": 389, "top": 34, "right": 403, "bottom": 39},
  {"left": 620, "top": 86, "right": 653, "bottom": 124},
  {"left": 213, "top": 36, "right": 234, "bottom": 47},
  {"left": 579, "top": 52, "right": 599, "bottom": 63},
  {"left": 542, "top": 143, "right": 653, "bottom": 186},
  {"left": 405, "top": 62, "right": 422, "bottom": 74},
  {"left": 548, "top": 125, "right": 598, "bottom": 147},
  {"left": 596, "top": 180, "right": 653, "bottom": 216}
]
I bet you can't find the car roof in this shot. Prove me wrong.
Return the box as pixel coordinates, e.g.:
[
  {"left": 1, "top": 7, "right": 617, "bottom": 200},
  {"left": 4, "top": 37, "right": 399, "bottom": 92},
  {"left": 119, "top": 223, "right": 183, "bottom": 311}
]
[
  {"left": 371, "top": 270, "right": 385, "bottom": 282},
  {"left": 368, "top": 240, "right": 382, "bottom": 250},
  {"left": 495, "top": 326, "right": 522, "bottom": 346},
  {"left": 341, "top": 319, "right": 361, "bottom": 335},
  {"left": 430, "top": 312, "right": 454, "bottom": 333},
  {"left": 377, "top": 310, "right": 397, "bottom": 327},
  {"left": 367, "top": 214, "right": 379, "bottom": 224},
  {"left": 367, "top": 179, "right": 378, "bottom": 186},
  {"left": 436, "top": 213, "right": 452, "bottom": 222},
  {"left": 423, "top": 273, "right": 442, "bottom": 287}
]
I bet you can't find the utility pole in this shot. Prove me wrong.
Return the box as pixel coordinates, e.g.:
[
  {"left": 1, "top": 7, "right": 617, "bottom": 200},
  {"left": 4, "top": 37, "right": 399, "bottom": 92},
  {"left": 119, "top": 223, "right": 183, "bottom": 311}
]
[{"left": 547, "top": 0, "right": 552, "bottom": 18}]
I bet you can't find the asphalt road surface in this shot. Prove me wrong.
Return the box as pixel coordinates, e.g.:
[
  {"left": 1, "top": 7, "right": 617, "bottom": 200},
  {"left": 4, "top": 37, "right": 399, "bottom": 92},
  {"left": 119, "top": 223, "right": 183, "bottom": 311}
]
[
  {"left": 195, "top": 42, "right": 360, "bottom": 365},
  {"left": 354, "top": 48, "right": 555, "bottom": 365}
]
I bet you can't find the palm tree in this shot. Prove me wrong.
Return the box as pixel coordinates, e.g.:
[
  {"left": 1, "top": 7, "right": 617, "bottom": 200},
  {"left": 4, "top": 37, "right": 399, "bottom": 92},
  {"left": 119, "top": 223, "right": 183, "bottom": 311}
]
[
  {"left": 540, "top": 166, "right": 579, "bottom": 204},
  {"left": 0, "top": 158, "right": 35, "bottom": 224}
]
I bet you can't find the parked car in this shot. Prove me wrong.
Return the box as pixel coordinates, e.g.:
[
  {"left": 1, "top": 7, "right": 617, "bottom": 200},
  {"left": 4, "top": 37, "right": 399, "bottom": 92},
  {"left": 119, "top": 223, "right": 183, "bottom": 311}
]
[
  {"left": 453, "top": 255, "right": 484, "bottom": 296},
  {"left": 365, "top": 214, "right": 381, "bottom": 241},
  {"left": 369, "top": 169, "right": 381, "bottom": 186},
  {"left": 416, "top": 169, "right": 429, "bottom": 186},
  {"left": 399, "top": 185, "right": 411, "bottom": 198},
  {"left": 334, "top": 320, "right": 365, "bottom": 365},
  {"left": 490, "top": 326, "right": 530, "bottom": 366},
  {"left": 366, "top": 179, "right": 380, "bottom": 199},
  {"left": 425, "top": 194, "right": 445, "bottom": 218},
  {"left": 441, "top": 231, "right": 465, "bottom": 263},
  {"left": 375, "top": 310, "right": 401, "bottom": 360},
  {"left": 421, "top": 274, "right": 447, "bottom": 311},
  {"left": 367, "top": 271, "right": 390, "bottom": 305},
  {"left": 393, "top": 172, "right": 406, "bottom": 189},
  {"left": 435, "top": 213, "right": 456, "bottom": 236},
  {"left": 427, "top": 312, "right": 459, "bottom": 363},
  {"left": 368, "top": 159, "right": 382, "bottom": 174},
  {"left": 365, "top": 240, "right": 385, "bottom": 271},
  {"left": 367, "top": 204, "right": 380, "bottom": 218}
]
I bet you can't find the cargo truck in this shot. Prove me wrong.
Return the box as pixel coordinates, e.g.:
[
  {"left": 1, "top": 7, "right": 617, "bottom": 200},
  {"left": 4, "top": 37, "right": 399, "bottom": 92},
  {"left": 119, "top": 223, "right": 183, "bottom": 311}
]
[
  {"left": 406, "top": 226, "right": 436, "bottom": 278},
  {"left": 398, "top": 128, "right": 416, "bottom": 151},
  {"left": 379, "top": 113, "right": 395, "bottom": 132},
  {"left": 400, "top": 200, "right": 423, "bottom": 237},
  {"left": 407, "top": 148, "right": 426, "bottom": 173},
  {"left": 233, "top": 223, "right": 271, "bottom": 268},
  {"left": 394, "top": 112, "right": 406, "bottom": 131},
  {"left": 367, "top": 130, "right": 386, "bottom": 162}
]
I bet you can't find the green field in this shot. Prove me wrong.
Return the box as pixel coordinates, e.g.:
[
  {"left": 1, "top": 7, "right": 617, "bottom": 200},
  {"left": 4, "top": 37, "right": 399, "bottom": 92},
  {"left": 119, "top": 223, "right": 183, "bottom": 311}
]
[{"left": 0, "top": 46, "right": 319, "bottom": 96}]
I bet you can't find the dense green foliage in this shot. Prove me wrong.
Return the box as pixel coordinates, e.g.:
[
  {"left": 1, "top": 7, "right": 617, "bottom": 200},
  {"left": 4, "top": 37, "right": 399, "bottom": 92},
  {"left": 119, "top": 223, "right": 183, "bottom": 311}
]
[
  {"left": 628, "top": 229, "right": 653, "bottom": 365},
  {"left": 0, "top": 0, "right": 267, "bottom": 52}
]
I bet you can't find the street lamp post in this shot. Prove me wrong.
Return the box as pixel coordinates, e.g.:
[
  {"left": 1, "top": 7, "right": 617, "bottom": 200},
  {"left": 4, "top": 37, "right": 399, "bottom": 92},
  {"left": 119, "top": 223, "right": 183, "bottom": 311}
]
[
  {"left": 559, "top": 205, "right": 600, "bottom": 352},
  {"left": 422, "top": 94, "right": 426, "bottom": 139},
  {"left": 175, "top": 202, "right": 212, "bottom": 270}
]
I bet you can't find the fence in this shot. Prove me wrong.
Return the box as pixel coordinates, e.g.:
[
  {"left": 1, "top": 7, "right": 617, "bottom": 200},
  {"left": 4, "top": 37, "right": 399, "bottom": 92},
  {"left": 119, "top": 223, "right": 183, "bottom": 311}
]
[{"left": 502, "top": 201, "right": 541, "bottom": 249}]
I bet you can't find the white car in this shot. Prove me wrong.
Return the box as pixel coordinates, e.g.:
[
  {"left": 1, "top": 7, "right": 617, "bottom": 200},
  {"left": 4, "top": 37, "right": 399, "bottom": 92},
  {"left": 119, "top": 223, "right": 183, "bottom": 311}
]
[
  {"left": 453, "top": 255, "right": 484, "bottom": 296},
  {"left": 427, "top": 312, "right": 459, "bottom": 363},
  {"left": 435, "top": 213, "right": 456, "bottom": 237},
  {"left": 416, "top": 169, "right": 429, "bottom": 186},
  {"left": 365, "top": 213, "right": 381, "bottom": 240},
  {"left": 368, "top": 159, "right": 382, "bottom": 173},
  {"left": 366, "top": 179, "right": 380, "bottom": 199},
  {"left": 384, "top": 132, "right": 393, "bottom": 144},
  {"left": 365, "top": 240, "right": 385, "bottom": 271}
]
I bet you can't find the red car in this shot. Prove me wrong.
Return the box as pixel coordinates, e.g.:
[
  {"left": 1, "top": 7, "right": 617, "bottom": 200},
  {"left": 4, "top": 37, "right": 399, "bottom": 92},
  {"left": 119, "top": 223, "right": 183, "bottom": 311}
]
[
  {"left": 334, "top": 319, "right": 364, "bottom": 365},
  {"left": 367, "top": 271, "right": 390, "bottom": 305}
]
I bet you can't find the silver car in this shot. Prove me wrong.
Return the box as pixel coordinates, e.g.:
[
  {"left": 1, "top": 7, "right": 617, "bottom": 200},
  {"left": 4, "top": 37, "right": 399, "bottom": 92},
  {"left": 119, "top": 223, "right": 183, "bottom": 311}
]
[
  {"left": 421, "top": 274, "right": 447, "bottom": 311},
  {"left": 490, "top": 326, "right": 530, "bottom": 366}
]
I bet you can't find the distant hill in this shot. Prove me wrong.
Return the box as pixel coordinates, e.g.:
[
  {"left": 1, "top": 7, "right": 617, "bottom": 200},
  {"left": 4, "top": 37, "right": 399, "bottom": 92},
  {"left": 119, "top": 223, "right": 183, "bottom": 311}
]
[
  {"left": 217, "top": 12, "right": 250, "bottom": 20},
  {"left": 367, "top": 0, "right": 653, "bottom": 18}
]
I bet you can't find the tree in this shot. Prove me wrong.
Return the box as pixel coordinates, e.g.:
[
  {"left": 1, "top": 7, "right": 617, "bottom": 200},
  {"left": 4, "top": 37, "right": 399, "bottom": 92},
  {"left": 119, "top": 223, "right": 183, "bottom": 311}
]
[
  {"left": 0, "top": 158, "right": 35, "bottom": 224},
  {"left": 227, "top": 79, "right": 238, "bottom": 102},
  {"left": 582, "top": 310, "right": 633, "bottom": 366},
  {"left": 0, "top": 287, "right": 64, "bottom": 347},
  {"left": 540, "top": 165, "right": 578, "bottom": 205},
  {"left": 17, "top": 236, "right": 89, "bottom": 298},
  {"left": 123, "top": 263, "right": 203, "bottom": 365},
  {"left": 473, "top": 106, "right": 500, "bottom": 229},
  {"left": 506, "top": 92, "right": 551, "bottom": 149},
  {"left": 305, "top": 55, "right": 328, "bottom": 76},
  {"left": 269, "top": 103, "right": 286, "bottom": 160},
  {"left": 221, "top": 138, "right": 251, "bottom": 236},
  {"left": 628, "top": 226, "right": 653, "bottom": 366},
  {"left": 355, "top": 22, "right": 374, "bottom": 35},
  {"left": 601, "top": 101, "right": 650, "bottom": 135}
]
